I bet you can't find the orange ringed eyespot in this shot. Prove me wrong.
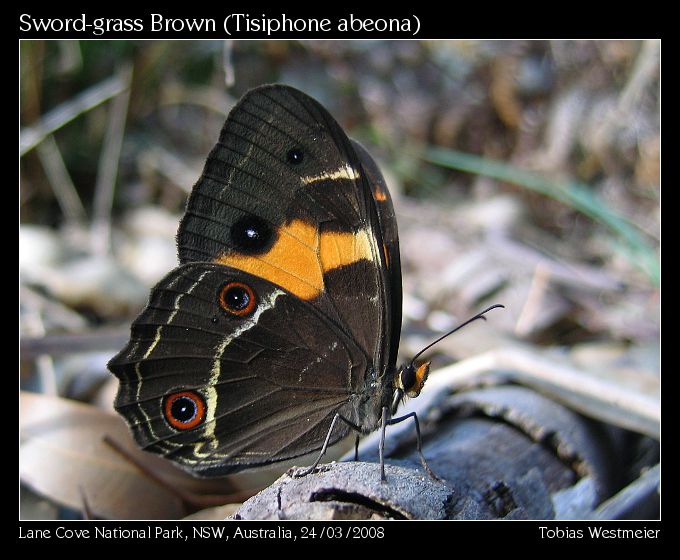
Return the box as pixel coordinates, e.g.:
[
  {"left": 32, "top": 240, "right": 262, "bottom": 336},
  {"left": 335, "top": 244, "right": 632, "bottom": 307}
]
[
  {"left": 218, "top": 281, "right": 257, "bottom": 316},
  {"left": 164, "top": 391, "right": 206, "bottom": 430}
]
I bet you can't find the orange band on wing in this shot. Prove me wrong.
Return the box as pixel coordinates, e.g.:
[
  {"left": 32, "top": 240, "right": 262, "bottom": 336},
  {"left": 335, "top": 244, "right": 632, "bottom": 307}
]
[
  {"left": 214, "top": 219, "right": 374, "bottom": 301},
  {"left": 319, "top": 228, "right": 372, "bottom": 274}
]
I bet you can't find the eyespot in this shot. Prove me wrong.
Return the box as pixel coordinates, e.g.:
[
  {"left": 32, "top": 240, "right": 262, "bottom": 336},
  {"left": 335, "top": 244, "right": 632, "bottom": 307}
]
[
  {"left": 164, "top": 391, "right": 206, "bottom": 431},
  {"left": 286, "top": 148, "right": 304, "bottom": 165},
  {"left": 230, "top": 215, "right": 274, "bottom": 254},
  {"left": 218, "top": 281, "right": 256, "bottom": 317}
]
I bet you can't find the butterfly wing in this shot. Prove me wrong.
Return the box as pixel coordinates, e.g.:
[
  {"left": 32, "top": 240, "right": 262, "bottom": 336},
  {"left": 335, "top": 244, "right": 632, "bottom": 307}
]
[
  {"left": 177, "top": 85, "right": 401, "bottom": 377},
  {"left": 109, "top": 85, "right": 401, "bottom": 475},
  {"left": 350, "top": 138, "right": 402, "bottom": 373},
  {"left": 109, "top": 263, "right": 371, "bottom": 475}
]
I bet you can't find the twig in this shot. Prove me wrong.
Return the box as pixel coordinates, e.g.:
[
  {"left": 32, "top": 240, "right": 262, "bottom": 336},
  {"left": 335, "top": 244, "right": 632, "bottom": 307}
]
[
  {"left": 79, "top": 486, "right": 96, "bottom": 520},
  {"left": 20, "top": 73, "right": 129, "bottom": 156},
  {"left": 425, "top": 346, "right": 659, "bottom": 439},
  {"left": 91, "top": 64, "right": 133, "bottom": 257},
  {"left": 20, "top": 329, "right": 130, "bottom": 359},
  {"left": 35, "top": 135, "right": 87, "bottom": 225},
  {"left": 515, "top": 261, "right": 551, "bottom": 337},
  {"left": 223, "top": 40, "right": 235, "bottom": 88}
]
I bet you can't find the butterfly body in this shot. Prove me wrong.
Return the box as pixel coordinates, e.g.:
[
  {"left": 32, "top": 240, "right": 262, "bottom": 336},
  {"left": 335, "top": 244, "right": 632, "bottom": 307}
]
[{"left": 109, "top": 85, "right": 404, "bottom": 477}]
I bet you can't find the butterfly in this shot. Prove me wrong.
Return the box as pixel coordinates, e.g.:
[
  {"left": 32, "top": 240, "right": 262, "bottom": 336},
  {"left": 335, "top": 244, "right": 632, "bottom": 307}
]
[{"left": 108, "top": 84, "right": 494, "bottom": 482}]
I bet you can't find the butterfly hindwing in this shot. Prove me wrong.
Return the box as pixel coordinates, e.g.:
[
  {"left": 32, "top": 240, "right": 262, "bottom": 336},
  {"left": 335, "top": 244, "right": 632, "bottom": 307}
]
[{"left": 110, "top": 263, "right": 375, "bottom": 475}]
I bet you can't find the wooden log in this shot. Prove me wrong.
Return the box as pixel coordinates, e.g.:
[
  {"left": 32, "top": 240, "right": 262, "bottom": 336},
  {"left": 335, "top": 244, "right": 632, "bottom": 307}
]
[{"left": 235, "top": 384, "right": 649, "bottom": 519}]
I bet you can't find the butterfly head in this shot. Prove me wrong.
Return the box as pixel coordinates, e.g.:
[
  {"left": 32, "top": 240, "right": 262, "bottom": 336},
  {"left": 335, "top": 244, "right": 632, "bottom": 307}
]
[
  {"left": 391, "top": 304, "right": 506, "bottom": 410},
  {"left": 396, "top": 361, "right": 431, "bottom": 399}
]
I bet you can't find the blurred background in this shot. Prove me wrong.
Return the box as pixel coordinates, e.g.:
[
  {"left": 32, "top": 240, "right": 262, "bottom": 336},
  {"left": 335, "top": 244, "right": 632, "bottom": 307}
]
[{"left": 19, "top": 40, "right": 660, "bottom": 519}]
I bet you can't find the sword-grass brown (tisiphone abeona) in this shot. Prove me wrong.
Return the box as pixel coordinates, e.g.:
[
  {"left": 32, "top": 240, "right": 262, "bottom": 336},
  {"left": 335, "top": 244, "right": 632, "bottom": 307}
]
[{"left": 108, "top": 84, "right": 502, "bottom": 481}]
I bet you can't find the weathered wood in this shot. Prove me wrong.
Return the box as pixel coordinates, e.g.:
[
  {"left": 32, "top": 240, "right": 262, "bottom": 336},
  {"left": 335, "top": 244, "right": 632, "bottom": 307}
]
[
  {"left": 419, "top": 348, "right": 660, "bottom": 439},
  {"left": 235, "top": 463, "right": 453, "bottom": 520},
  {"left": 235, "top": 383, "right": 648, "bottom": 520},
  {"left": 588, "top": 464, "right": 660, "bottom": 520}
]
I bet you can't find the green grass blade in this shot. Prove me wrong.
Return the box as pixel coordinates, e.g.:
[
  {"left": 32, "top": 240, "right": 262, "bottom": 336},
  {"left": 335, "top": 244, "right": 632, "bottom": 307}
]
[{"left": 422, "top": 145, "right": 659, "bottom": 286}]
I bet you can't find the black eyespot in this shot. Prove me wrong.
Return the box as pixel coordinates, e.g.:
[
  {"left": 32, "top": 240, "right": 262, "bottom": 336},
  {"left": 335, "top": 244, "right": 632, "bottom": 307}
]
[
  {"left": 230, "top": 215, "right": 274, "bottom": 254},
  {"left": 164, "top": 391, "right": 206, "bottom": 430},
  {"left": 286, "top": 148, "right": 304, "bottom": 165},
  {"left": 171, "top": 397, "right": 196, "bottom": 422},
  {"left": 219, "top": 282, "right": 256, "bottom": 317},
  {"left": 224, "top": 285, "right": 249, "bottom": 310}
]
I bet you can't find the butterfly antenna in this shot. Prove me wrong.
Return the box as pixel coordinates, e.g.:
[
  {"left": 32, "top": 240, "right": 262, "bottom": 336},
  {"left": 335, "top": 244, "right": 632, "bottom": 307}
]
[{"left": 409, "top": 304, "right": 505, "bottom": 366}]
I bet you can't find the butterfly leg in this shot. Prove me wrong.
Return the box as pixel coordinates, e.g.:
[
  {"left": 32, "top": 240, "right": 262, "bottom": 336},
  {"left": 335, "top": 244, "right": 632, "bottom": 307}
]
[
  {"left": 379, "top": 406, "right": 388, "bottom": 482},
  {"left": 387, "top": 411, "right": 441, "bottom": 482},
  {"left": 293, "top": 413, "right": 362, "bottom": 478},
  {"left": 354, "top": 434, "right": 360, "bottom": 462}
]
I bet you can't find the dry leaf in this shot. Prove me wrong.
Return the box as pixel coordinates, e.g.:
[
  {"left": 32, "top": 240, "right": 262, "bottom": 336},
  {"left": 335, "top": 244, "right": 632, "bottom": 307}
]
[{"left": 19, "top": 391, "right": 237, "bottom": 519}]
